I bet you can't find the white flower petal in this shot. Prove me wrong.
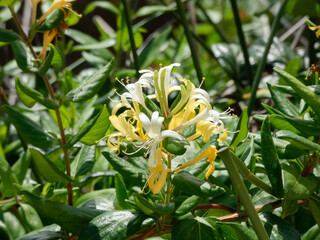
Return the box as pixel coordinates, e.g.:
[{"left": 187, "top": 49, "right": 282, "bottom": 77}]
[
  {"left": 139, "top": 112, "right": 151, "bottom": 133},
  {"left": 161, "top": 130, "right": 184, "bottom": 140}
]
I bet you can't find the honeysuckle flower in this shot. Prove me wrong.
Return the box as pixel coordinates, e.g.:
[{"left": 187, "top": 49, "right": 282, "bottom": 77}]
[
  {"left": 38, "top": 0, "right": 75, "bottom": 24},
  {"left": 139, "top": 111, "right": 184, "bottom": 167},
  {"left": 107, "top": 63, "right": 232, "bottom": 194},
  {"left": 309, "top": 25, "right": 320, "bottom": 38}
]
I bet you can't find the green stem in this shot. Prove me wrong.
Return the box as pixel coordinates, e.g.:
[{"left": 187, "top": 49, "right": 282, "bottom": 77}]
[
  {"left": 248, "top": 0, "right": 288, "bottom": 115},
  {"left": 196, "top": 0, "right": 229, "bottom": 43},
  {"left": 10, "top": 7, "right": 73, "bottom": 206},
  {"left": 227, "top": 148, "right": 276, "bottom": 197},
  {"left": 175, "top": 0, "right": 203, "bottom": 87},
  {"left": 122, "top": 0, "right": 140, "bottom": 78},
  {"left": 230, "top": 0, "right": 253, "bottom": 85},
  {"left": 164, "top": 154, "right": 173, "bottom": 205},
  {"left": 219, "top": 147, "right": 270, "bottom": 240}
]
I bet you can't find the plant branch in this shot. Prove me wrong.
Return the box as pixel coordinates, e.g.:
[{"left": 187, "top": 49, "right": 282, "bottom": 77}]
[
  {"left": 230, "top": 0, "right": 253, "bottom": 84},
  {"left": 10, "top": 7, "right": 73, "bottom": 206},
  {"left": 248, "top": 0, "right": 288, "bottom": 115},
  {"left": 194, "top": 204, "right": 237, "bottom": 213},
  {"left": 122, "top": 0, "right": 140, "bottom": 78},
  {"left": 219, "top": 147, "right": 270, "bottom": 240}
]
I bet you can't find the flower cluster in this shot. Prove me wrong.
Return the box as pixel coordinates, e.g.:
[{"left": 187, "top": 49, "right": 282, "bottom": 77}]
[{"left": 108, "top": 64, "right": 229, "bottom": 194}]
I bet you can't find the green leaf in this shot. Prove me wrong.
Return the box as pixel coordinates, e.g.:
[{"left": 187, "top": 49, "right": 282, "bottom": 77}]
[
  {"left": 261, "top": 213, "right": 300, "bottom": 240},
  {"left": 172, "top": 171, "right": 225, "bottom": 197},
  {"left": 174, "top": 195, "right": 201, "bottom": 216},
  {"left": 273, "top": 85, "right": 320, "bottom": 98},
  {"left": 282, "top": 163, "right": 317, "bottom": 200},
  {"left": 3, "top": 212, "right": 26, "bottom": 239},
  {"left": 0, "top": 0, "right": 19, "bottom": 6},
  {"left": 38, "top": 46, "right": 54, "bottom": 76},
  {"left": 261, "top": 117, "right": 283, "bottom": 197},
  {"left": 83, "top": 1, "right": 119, "bottom": 15},
  {"left": 230, "top": 107, "right": 248, "bottom": 150},
  {"left": 216, "top": 222, "right": 258, "bottom": 240},
  {"left": 253, "top": 114, "right": 301, "bottom": 134},
  {"left": 253, "top": 133, "right": 305, "bottom": 159},
  {"left": 102, "top": 150, "right": 148, "bottom": 186},
  {"left": 172, "top": 217, "right": 216, "bottom": 240},
  {"left": 302, "top": 224, "right": 320, "bottom": 240},
  {"left": 49, "top": 44, "right": 63, "bottom": 69},
  {"left": 135, "top": 5, "right": 175, "bottom": 17},
  {"left": 267, "top": 83, "right": 299, "bottom": 117},
  {"left": 0, "top": 220, "right": 10, "bottom": 240},
  {"left": 79, "top": 211, "right": 154, "bottom": 240},
  {"left": 273, "top": 67, "right": 320, "bottom": 117},
  {"left": 18, "top": 203, "right": 43, "bottom": 232},
  {"left": 281, "top": 116, "right": 320, "bottom": 136},
  {"left": 274, "top": 130, "right": 320, "bottom": 151},
  {"left": 11, "top": 40, "right": 28, "bottom": 70},
  {"left": 163, "top": 137, "right": 188, "bottom": 155},
  {"left": 67, "top": 59, "right": 114, "bottom": 103},
  {"left": 75, "top": 189, "right": 117, "bottom": 211},
  {"left": 0, "top": 28, "right": 20, "bottom": 42},
  {"left": 21, "top": 191, "right": 103, "bottom": 235},
  {"left": 30, "top": 148, "right": 72, "bottom": 185},
  {"left": 12, "top": 149, "right": 31, "bottom": 184},
  {"left": 115, "top": 173, "right": 129, "bottom": 209},
  {"left": 286, "top": 0, "right": 320, "bottom": 17},
  {"left": 80, "top": 105, "right": 110, "bottom": 145},
  {"left": 0, "top": 155, "right": 19, "bottom": 197},
  {"left": 71, "top": 145, "right": 95, "bottom": 178},
  {"left": 15, "top": 77, "right": 59, "bottom": 109},
  {"left": 65, "top": 107, "right": 104, "bottom": 149},
  {"left": 281, "top": 200, "right": 299, "bottom": 218},
  {"left": 309, "top": 196, "right": 320, "bottom": 228},
  {"left": 139, "top": 27, "right": 171, "bottom": 68},
  {"left": 134, "top": 194, "right": 175, "bottom": 215},
  {"left": 37, "top": 10, "right": 64, "bottom": 32}
]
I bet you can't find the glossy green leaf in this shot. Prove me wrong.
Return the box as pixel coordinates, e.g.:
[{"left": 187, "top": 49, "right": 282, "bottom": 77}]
[
  {"left": 3, "top": 212, "right": 26, "bottom": 239},
  {"left": 37, "top": 10, "right": 64, "bottom": 32},
  {"left": 163, "top": 137, "right": 188, "bottom": 155},
  {"left": 274, "top": 67, "right": 320, "bottom": 117},
  {"left": 80, "top": 105, "right": 110, "bottom": 145},
  {"left": 281, "top": 116, "right": 320, "bottom": 136},
  {"left": 267, "top": 83, "right": 299, "bottom": 117},
  {"left": 102, "top": 150, "right": 148, "bottom": 186},
  {"left": 0, "top": 0, "right": 19, "bottom": 7},
  {"left": 83, "top": 1, "right": 119, "bottom": 15},
  {"left": 12, "top": 149, "right": 31, "bottom": 184},
  {"left": 253, "top": 114, "right": 301, "bottom": 134},
  {"left": 134, "top": 194, "right": 175, "bottom": 215},
  {"left": 0, "top": 28, "right": 20, "bottom": 42},
  {"left": 15, "top": 77, "right": 59, "bottom": 109},
  {"left": 309, "top": 197, "right": 320, "bottom": 228},
  {"left": 18, "top": 203, "right": 43, "bottom": 232},
  {"left": 172, "top": 217, "right": 216, "bottom": 240},
  {"left": 282, "top": 163, "right": 317, "bottom": 200},
  {"left": 38, "top": 47, "right": 54, "bottom": 76},
  {"left": 261, "top": 213, "right": 300, "bottom": 240},
  {"left": 30, "top": 148, "right": 72, "bottom": 185},
  {"left": 115, "top": 173, "right": 129, "bottom": 209},
  {"left": 281, "top": 200, "right": 298, "bottom": 218},
  {"left": 0, "top": 220, "right": 10, "bottom": 240},
  {"left": 65, "top": 107, "right": 104, "bottom": 149},
  {"left": 75, "top": 189, "right": 117, "bottom": 211},
  {"left": 0, "top": 155, "right": 18, "bottom": 197},
  {"left": 172, "top": 171, "right": 225, "bottom": 197},
  {"left": 79, "top": 210, "right": 154, "bottom": 240},
  {"left": 275, "top": 130, "right": 320, "bottom": 151},
  {"left": 21, "top": 191, "right": 103, "bottom": 235},
  {"left": 139, "top": 27, "right": 171, "bottom": 68},
  {"left": 11, "top": 40, "right": 28, "bottom": 70},
  {"left": 174, "top": 195, "right": 201, "bottom": 216},
  {"left": 302, "top": 224, "right": 320, "bottom": 240},
  {"left": 261, "top": 117, "right": 283, "bottom": 197},
  {"left": 216, "top": 222, "right": 257, "bottom": 240},
  {"left": 71, "top": 145, "right": 95, "bottom": 178},
  {"left": 230, "top": 107, "right": 248, "bottom": 150},
  {"left": 135, "top": 5, "right": 175, "bottom": 17},
  {"left": 273, "top": 85, "right": 320, "bottom": 97},
  {"left": 49, "top": 44, "right": 63, "bottom": 69},
  {"left": 67, "top": 59, "right": 114, "bottom": 102},
  {"left": 253, "top": 133, "right": 305, "bottom": 159},
  {"left": 18, "top": 230, "right": 63, "bottom": 240}
]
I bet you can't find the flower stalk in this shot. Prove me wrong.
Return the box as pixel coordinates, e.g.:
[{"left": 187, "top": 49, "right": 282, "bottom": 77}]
[{"left": 218, "top": 147, "right": 270, "bottom": 240}]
